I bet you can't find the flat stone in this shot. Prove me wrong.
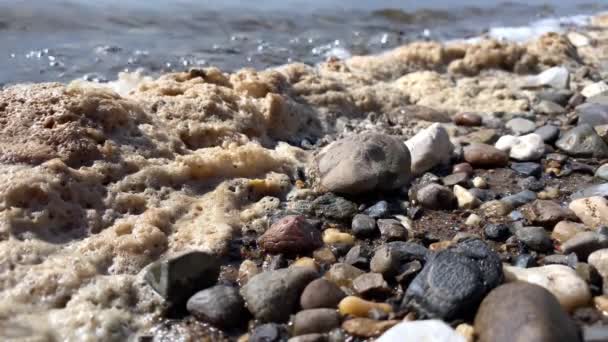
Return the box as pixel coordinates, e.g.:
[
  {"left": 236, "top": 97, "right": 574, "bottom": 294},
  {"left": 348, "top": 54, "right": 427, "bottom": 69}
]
[
  {"left": 144, "top": 251, "right": 221, "bottom": 305},
  {"left": 259, "top": 215, "right": 322, "bottom": 255},
  {"left": 187, "top": 285, "right": 245, "bottom": 328},
  {"left": 577, "top": 103, "right": 608, "bottom": 127},
  {"left": 501, "top": 190, "right": 537, "bottom": 208},
  {"left": 522, "top": 200, "right": 577, "bottom": 229},
  {"left": 241, "top": 266, "right": 318, "bottom": 322},
  {"left": 353, "top": 273, "right": 389, "bottom": 295},
  {"left": 377, "top": 219, "right": 408, "bottom": 241},
  {"left": 377, "top": 320, "right": 465, "bottom": 342},
  {"left": 513, "top": 254, "right": 537, "bottom": 268},
  {"left": 551, "top": 221, "right": 587, "bottom": 244},
  {"left": 582, "top": 82, "right": 608, "bottom": 99},
  {"left": 463, "top": 143, "right": 509, "bottom": 168},
  {"left": 363, "top": 200, "right": 389, "bottom": 218},
  {"left": 534, "top": 125, "right": 561, "bottom": 143},
  {"left": 370, "top": 241, "right": 428, "bottom": 277},
  {"left": 535, "top": 100, "right": 565, "bottom": 115},
  {"left": 523, "top": 66, "right": 570, "bottom": 89},
  {"left": 506, "top": 118, "right": 536, "bottom": 136},
  {"left": 324, "top": 263, "right": 365, "bottom": 290},
  {"left": 416, "top": 183, "right": 456, "bottom": 210},
  {"left": 406, "top": 123, "right": 454, "bottom": 176},
  {"left": 571, "top": 183, "right": 608, "bottom": 200},
  {"left": 293, "top": 309, "right": 340, "bottom": 336},
  {"left": 315, "top": 133, "right": 411, "bottom": 194},
  {"left": 511, "top": 162, "right": 542, "bottom": 178},
  {"left": 453, "top": 112, "right": 482, "bottom": 126},
  {"left": 442, "top": 172, "right": 470, "bottom": 187},
  {"left": 474, "top": 282, "right": 581, "bottom": 342},
  {"left": 503, "top": 264, "right": 591, "bottom": 311},
  {"left": 344, "top": 244, "right": 371, "bottom": 268},
  {"left": 562, "top": 231, "right": 608, "bottom": 261},
  {"left": 300, "top": 278, "right": 346, "bottom": 309},
  {"left": 402, "top": 239, "right": 502, "bottom": 320},
  {"left": 515, "top": 226, "right": 553, "bottom": 252},
  {"left": 556, "top": 124, "right": 608, "bottom": 158},
  {"left": 351, "top": 214, "right": 377, "bottom": 237},
  {"left": 569, "top": 196, "right": 608, "bottom": 228},
  {"left": 250, "top": 323, "right": 287, "bottom": 342}
]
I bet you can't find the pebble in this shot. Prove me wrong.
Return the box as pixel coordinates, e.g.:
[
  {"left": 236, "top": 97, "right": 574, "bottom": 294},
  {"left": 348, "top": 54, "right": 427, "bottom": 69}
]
[
  {"left": 287, "top": 334, "right": 327, "bottom": 342},
  {"left": 300, "top": 278, "right": 346, "bottom": 309},
  {"left": 562, "top": 231, "right": 608, "bottom": 260},
  {"left": 315, "top": 133, "right": 411, "bottom": 194},
  {"left": 187, "top": 285, "right": 246, "bottom": 328},
  {"left": 351, "top": 214, "right": 376, "bottom": 237},
  {"left": 453, "top": 185, "right": 481, "bottom": 209},
  {"left": 513, "top": 254, "right": 537, "bottom": 268},
  {"left": 352, "top": 272, "right": 389, "bottom": 295},
  {"left": 469, "top": 188, "right": 495, "bottom": 202},
  {"left": 523, "top": 66, "right": 570, "bottom": 89},
  {"left": 588, "top": 249, "right": 608, "bottom": 292},
  {"left": 465, "top": 213, "right": 482, "bottom": 226},
  {"left": 344, "top": 245, "right": 371, "bottom": 268},
  {"left": 455, "top": 323, "right": 475, "bottom": 342},
  {"left": 293, "top": 309, "right": 340, "bottom": 336},
  {"left": 144, "top": 251, "right": 221, "bottom": 304},
  {"left": 522, "top": 200, "right": 577, "bottom": 229},
  {"left": 338, "top": 296, "right": 392, "bottom": 317},
  {"left": 312, "top": 193, "right": 358, "bottom": 221},
  {"left": 342, "top": 318, "right": 399, "bottom": 338},
  {"left": 595, "top": 164, "right": 608, "bottom": 180},
  {"left": 537, "top": 89, "right": 573, "bottom": 106},
  {"left": 463, "top": 143, "right": 509, "bottom": 168},
  {"left": 453, "top": 112, "right": 482, "bottom": 126},
  {"left": 569, "top": 196, "right": 608, "bottom": 228},
  {"left": 503, "top": 264, "right": 591, "bottom": 311},
  {"left": 518, "top": 176, "right": 545, "bottom": 192},
  {"left": 538, "top": 186, "right": 560, "bottom": 200},
  {"left": 571, "top": 183, "right": 608, "bottom": 200},
  {"left": 377, "top": 320, "right": 466, "bottom": 342},
  {"left": 484, "top": 223, "right": 511, "bottom": 241},
  {"left": 582, "top": 81, "right": 608, "bottom": 98},
  {"left": 323, "top": 229, "right": 355, "bottom": 246},
  {"left": 495, "top": 133, "right": 545, "bottom": 161},
  {"left": 556, "top": 124, "right": 608, "bottom": 158},
  {"left": 471, "top": 176, "right": 487, "bottom": 188},
  {"left": 324, "top": 263, "right": 365, "bottom": 289},
  {"left": 515, "top": 226, "right": 553, "bottom": 252},
  {"left": 313, "top": 247, "right": 336, "bottom": 265},
  {"left": 402, "top": 239, "right": 502, "bottom": 319},
  {"left": 506, "top": 118, "right": 536, "bottom": 135},
  {"left": 453, "top": 162, "right": 474, "bottom": 175},
  {"left": 534, "top": 124, "right": 561, "bottom": 143},
  {"left": 577, "top": 103, "right": 608, "bottom": 127},
  {"left": 293, "top": 257, "right": 319, "bottom": 270},
  {"left": 481, "top": 200, "right": 513, "bottom": 218},
  {"left": 250, "top": 323, "right": 287, "bottom": 342},
  {"left": 377, "top": 219, "right": 408, "bottom": 241},
  {"left": 510, "top": 162, "right": 542, "bottom": 178},
  {"left": 241, "top": 266, "right": 318, "bottom": 322},
  {"left": 370, "top": 241, "right": 428, "bottom": 277},
  {"left": 535, "top": 100, "right": 565, "bottom": 115},
  {"left": 474, "top": 282, "right": 581, "bottom": 342},
  {"left": 259, "top": 215, "right": 322, "bottom": 255},
  {"left": 238, "top": 259, "right": 260, "bottom": 285},
  {"left": 363, "top": 200, "right": 389, "bottom": 218},
  {"left": 501, "top": 190, "right": 537, "bottom": 208},
  {"left": 552, "top": 221, "right": 587, "bottom": 244},
  {"left": 415, "top": 183, "right": 456, "bottom": 210},
  {"left": 405, "top": 123, "right": 454, "bottom": 176},
  {"left": 442, "top": 172, "right": 470, "bottom": 187}
]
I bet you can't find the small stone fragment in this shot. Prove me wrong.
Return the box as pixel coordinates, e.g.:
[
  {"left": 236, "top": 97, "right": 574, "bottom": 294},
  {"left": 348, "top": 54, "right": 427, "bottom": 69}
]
[
  {"left": 351, "top": 214, "right": 376, "bottom": 237},
  {"left": 453, "top": 185, "right": 481, "bottom": 209},
  {"left": 377, "top": 219, "right": 408, "bottom": 241},
  {"left": 338, "top": 296, "right": 392, "bottom": 317},
  {"left": 352, "top": 273, "right": 389, "bottom": 295}
]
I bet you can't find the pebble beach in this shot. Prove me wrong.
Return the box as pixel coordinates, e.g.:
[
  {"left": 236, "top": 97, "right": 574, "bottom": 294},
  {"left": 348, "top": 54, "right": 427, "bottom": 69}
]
[{"left": 4, "top": 5, "right": 608, "bottom": 342}]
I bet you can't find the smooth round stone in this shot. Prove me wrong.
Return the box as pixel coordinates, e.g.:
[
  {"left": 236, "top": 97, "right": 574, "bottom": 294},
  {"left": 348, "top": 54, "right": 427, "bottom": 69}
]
[
  {"left": 442, "top": 172, "right": 470, "bottom": 187},
  {"left": 506, "top": 118, "right": 536, "bottom": 136},
  {"left": 562, "top": 231, "right": 608, "bottom": 260},
  {"left": 315, "top": 133, "right": 411, "bottom": 194},
  {"left": 472, "top": 176, "right": 487, "bottom": 189},
  {"left": 300, "top": 278, "right": 346, "bottom": 310},
  {"left": 534, "top": 125, "right": 561, "bottom": 143},
  {"left": 405, "top": 123, "right": 454, "bottom": 176},
  {"left": 484, "top": 223, "right": 511, "bottom": 241},
  {"left": 259, "top": 215, "right": 322, "bottom": 255},
  {"left": 556, "top": 124, "right": 608, "bottom": 158},
  {"left": 474, "top": 282, "right": 581, "bottom": 342},
  {"left": 377, "top": 219, "right": 408, "bottom": 241},
  {"left": 465, "top": 213, "right": 482, "bottom": 226},
  {"left": 453, "top": 112, "right": 482, "bottom": 126},
  {"left": 463, "top": 143, "right": 509, "bottom": 168},
  {"left": 576, "top": 102, "right": 608, "bottom": 127},
  {"left": 293, "top": 309, "right": 340, "bottom": 335},
  {"left": 363, "top": 201, "right": 389, "bottom": 218},
  {"left": 377, "top": 320, "right": 465, "bottom": 342},
  {"left": 338, "top": 296, "right": 392, "bottom": 317},
  {"left": 186, "top": 285, "right": 246, "bottom": 328},
  {"left": 515, "top": 226, "right": 553, "bottom": 252},
  {"left": 510, "top": 162, "right": 542, "bottom": 178},
  {"left": 351, "top": 214, "right": 377, "bottom": 237},
  {"left": 503, "top": 264, "right": 591, "bottom": 311},
  {"left": 415, "top": 183, "right": 456, "bottom": 210},
  {"left": 552, "top": 221, "right": 587, "bottom": 244},
  {"left": 571, "top": 183, "right": 608, "bottom": 200},
  {"left": 241, "top": 267, "right": 318, "bottom": 322},
  {"left": 452, "top": 163, "right": 474, "bottom": 175},
  {"left": 569, "top": 196, "right": 608, "bottom": 227},
  {"left": 596, "top": 164, "right": 608, "bottom": 180},
  {"left": 495, "top": 134, "right": 545, "bottom": 161}
]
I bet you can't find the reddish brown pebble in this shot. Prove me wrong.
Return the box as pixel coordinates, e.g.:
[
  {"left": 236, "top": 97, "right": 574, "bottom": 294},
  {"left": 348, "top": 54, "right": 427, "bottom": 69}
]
[
  {"left": 452, "top": 162, "right": 474, "bottom": 176},
  {"left": 453, "top": 112, "right": 482, "bottom": 126},
  {"left": 463, "top": 143, "right": 509, "bottom": 168},
  {"left": 258, "top": 215, "right": 322, "bottom": 255}
]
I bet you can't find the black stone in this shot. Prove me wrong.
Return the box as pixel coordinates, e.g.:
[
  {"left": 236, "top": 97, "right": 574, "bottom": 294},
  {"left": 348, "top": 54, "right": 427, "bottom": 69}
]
[
  {"left": 312, "top": 193, "right": 358, "bottom": 221},
  {"left": 513, "top": 254, "right": 537, "bottom": 268},
  {"left": 351, "top": 214, "right": 377, "bottom": 237},
  {"left": 186, "top": 285, "right": 246, "bottom": 328},
  {"left": 510, "top": 162, "right": 542, "bottom": 178},
  {"left": 344, "top": 244, "right": 371, "bottom": 269},
  {"left": 484, "top": 223, "right": 511, "bottom": 241},
  {"left": 363, "top": 201, "right": 389, "bottom": 218},
  {"left": 518, "top": 177, "right": 545, "bottom": 192},
  {"left": 534, "top": 125, "right": 561, "bottom": 143}
]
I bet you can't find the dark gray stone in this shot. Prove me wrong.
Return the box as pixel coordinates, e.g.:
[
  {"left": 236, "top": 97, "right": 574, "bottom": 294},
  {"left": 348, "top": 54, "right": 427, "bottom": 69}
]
[
  {"left": 363, "top": 201, "right": 389, "bottom": 218},
  {"left": 395, "top": 260, "right": 423, "bottom": 285},
  {"left": 344, "top": 244, "right": 371, "bottom": 268},
  {"left": 501, "top": 190, "right": 537, "bottom": 208},
  {"left": 516, "top": 226, "right": 553, "bottom": 252},
  {"left": 402, "top": 239, "right": 502, "bottom": 320},
  {"left": 577, "top": 102, "right": 608, "bottom": 127},
  {"left": 475, "top": 282, "right": 581, "bottom": 342},
  {"left": 513, "top": 254, "right": 537, "bottom": 268},
  {"left": 300, "top": 278, "right": 346, "bottom": 310},
  {"left": 370, "top": 241, "right": 428, "bottom": 277},
  {"left": 562, "top": 231, "right": 608, "bottom": 261},
  {"left": 250, "top": 323, "right": 288, "bottom": 342},
  {"left": 535, "top": 100, "right": 565, "bottom": 115},
  {"left": 415, "top": 183, "right": 456, "bottom": 210},
  {"left": 144, "top": 251, "right": 221, "bottom": 305},
  {"left": 312, "top": 193, "right": 358, "bottom": 221},
  {"left": 534, "top": 125, "right": 561, "bottom": 143},
  {"left": 571, "top": 183, "right": 608, "bottom": 200},
  {"left": 241, "top": 267, "right": 318, "bottom": 322},
  {"left": 377, "top": 219, "right": 408, "bottom": 241},
  {"left": 518, "top": 176, "right": 545, "bottom": 192},
  {"left": 510, "top": 162, "right": 542, "bottom": 178},
  {"left": 293, "top": 309, "right": 340, "bottom": 336},
  {"left": 556, "top": 124, "right": 608, "bottom": 158},
  {"left": 469, "top": 188, "right": 497, "bottom": 202},
  {"left": 506, "top": 118, "right": 536, "bottom": 135},
  {"left": 186, "top": 285, "right": 245, "bottom": 328},
  {"left": 351, "top": 214, "right": 377, "bottom": 237},
  {"left": 484, "top": 223, "right": 511, "bottom": 241}
]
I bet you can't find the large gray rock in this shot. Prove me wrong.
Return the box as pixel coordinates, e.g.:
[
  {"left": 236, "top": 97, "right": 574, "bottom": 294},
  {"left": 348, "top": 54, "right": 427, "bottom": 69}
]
[
  {"left": 144, "top": 251, "right": 221, "bottom": 304},
  {"left": 241, "top": 267, "right": 318, "bottom": 322},
  {"left": 474, "top": 282, "right": 581, "bottom": 342},
  {"left": 556, "top": 124, "right": 608, "bottom": 158},
  {"left": 315, "top": 133, "right": 411, "bottom": 194},
  {"left": 405, "top": 123, "right": 454, "bottom": 176},
  {"left": 402, "top": 239, "right": 502, "bottom": 320},
  {"left": 186, "top": 285, "right": 246, "bottom": 328}
]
